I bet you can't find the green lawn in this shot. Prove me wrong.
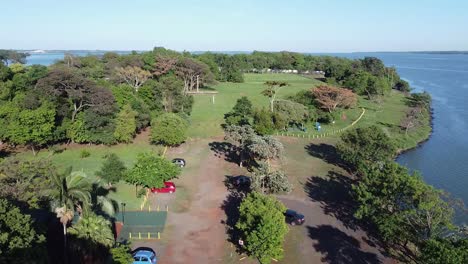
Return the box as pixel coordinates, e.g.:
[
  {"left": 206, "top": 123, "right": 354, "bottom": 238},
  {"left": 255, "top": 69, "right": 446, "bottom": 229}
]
[
  {"left": 189, "top": 73, "right": 322, "bottom": 138},
  {"left": 17, "top": 137, "right": 164, "bottom": 210}
]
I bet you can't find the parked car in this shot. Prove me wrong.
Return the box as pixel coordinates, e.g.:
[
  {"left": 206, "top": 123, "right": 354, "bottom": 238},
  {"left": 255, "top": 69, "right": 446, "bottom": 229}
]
[
  {"left": 132, "top": 249, "right": 157, "bottom": 264},
  {"left": 232, "top": 175, "right": 251, "bottom": 187},
  {"left": 284, "top": 209, "right": 305, "bottom": 225},
  {"left": 150, "top": 182, "right": 176, "bottom": 194},
  {"left": 172, "top": 158, "right": 186, "bottom": 167}
]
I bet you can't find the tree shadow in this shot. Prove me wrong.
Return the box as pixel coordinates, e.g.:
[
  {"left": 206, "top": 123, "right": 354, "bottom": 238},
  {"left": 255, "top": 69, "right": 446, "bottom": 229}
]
[
  {"left": 305, "top": 171, "right": 360, "bottom": 231},
  {"left": 209, "top": 141, "right": 240, "bottom": 165},
  {"left": 220, "top": 189, "right": 245, "bottom": 254},
  {"left": 307, "top": 225, "right": 381, "bottom": 264},
  {"left": 305, "top": 143, "right": 349, "bottom": 170}
]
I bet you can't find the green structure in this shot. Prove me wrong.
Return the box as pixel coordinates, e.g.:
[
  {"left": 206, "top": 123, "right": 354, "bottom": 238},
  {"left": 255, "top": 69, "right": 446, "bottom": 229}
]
[{"left": 115, "top": 211, "right": 167, "bottom": 242}]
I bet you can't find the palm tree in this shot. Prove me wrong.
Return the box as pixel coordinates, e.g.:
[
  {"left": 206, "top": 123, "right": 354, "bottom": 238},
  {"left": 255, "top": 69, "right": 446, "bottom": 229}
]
[
  {"left": 50, "top": 168, "right": 92, "bottom": 216},
  {"left": 68, "top": 214, "right": 114, "bottom": 248},
  {"left": 68, "top": 214, "right": 115, "bottom": 262},
  {"left": 49, "top": 168, "right": 92, "bottom": 264}
]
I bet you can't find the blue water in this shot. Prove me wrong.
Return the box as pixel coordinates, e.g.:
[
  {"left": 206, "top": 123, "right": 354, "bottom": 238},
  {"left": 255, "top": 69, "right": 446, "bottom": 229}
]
[{"left": 27, "top": 51, "right": 468, "bottom": 224}]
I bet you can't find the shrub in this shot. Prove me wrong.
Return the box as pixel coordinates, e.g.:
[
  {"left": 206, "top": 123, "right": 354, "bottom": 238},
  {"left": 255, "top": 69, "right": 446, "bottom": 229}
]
[{"left": 79, "top": 149, "right": 91, "bottom": 158}]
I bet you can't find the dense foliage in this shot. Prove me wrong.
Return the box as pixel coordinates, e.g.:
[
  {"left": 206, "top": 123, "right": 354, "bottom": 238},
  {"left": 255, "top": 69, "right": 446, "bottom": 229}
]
[
  {"left": 0, "top": 198, "right": 47, "bottom": 263},
  {"left": 150, "top": 112, "right": 189, "bottom": 146},
  {"left": 126, "top": 152, "right": 181, "bottom": 188},
  {"left": 236, "top": 192, "right": 288, "bottom": 264}
]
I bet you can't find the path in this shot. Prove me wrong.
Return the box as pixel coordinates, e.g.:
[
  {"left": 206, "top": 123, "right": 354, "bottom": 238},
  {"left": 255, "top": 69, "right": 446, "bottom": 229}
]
[
  {"left": 278, "top": 197, "right": 396, "bottom": 264},
  {"left": 157, "top": 139, "right": 231, "bottom": 263}
]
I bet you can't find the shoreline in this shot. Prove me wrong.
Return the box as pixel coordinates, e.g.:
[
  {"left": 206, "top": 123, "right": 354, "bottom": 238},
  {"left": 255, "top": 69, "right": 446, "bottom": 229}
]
[{"left": 396, "top": 106, "right": 434, "bottom": 156}]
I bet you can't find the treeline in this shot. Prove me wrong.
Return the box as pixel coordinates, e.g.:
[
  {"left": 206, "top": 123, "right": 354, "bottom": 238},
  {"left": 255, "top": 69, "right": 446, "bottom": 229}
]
[
  {"left": 195, "top": 51, "right": 411, "bottom": 95},
  {"left": 337, "top": 126, "right": 468, "bottom": 263},
  {"left": 0, "top": 48, "right": 215, "bottom": 151}
]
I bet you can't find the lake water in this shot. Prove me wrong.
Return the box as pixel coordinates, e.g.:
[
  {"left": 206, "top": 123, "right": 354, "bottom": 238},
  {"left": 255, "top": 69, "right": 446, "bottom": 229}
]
[{"left": 26, "top": 51, "right": 468, "bottom": 224}]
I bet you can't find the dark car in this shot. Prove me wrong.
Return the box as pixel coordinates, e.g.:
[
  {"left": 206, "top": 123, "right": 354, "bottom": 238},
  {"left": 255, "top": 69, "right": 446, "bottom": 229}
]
[
  {"left": 172, "top": 158, "right": 186, "bottom": 168},
  {"left": 284, "top": 209, "right": 305, "bottom": 225},
  {"left": 232, "top": 175, "right": 251, "bottom": 187}
]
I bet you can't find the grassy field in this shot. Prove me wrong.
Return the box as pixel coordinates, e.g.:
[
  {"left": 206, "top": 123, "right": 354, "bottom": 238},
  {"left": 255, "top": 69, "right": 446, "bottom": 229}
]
[
  {"left": 189, "top": 73, "right": 430, "bottom": 150},
  {"left": 189, "top": 73, "right": 322, "bottom": 138}
]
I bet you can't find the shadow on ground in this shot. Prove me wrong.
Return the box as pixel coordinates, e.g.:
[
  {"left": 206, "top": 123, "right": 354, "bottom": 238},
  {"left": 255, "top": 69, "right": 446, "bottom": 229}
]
[
  {"left": 220, "top": 189, "right": 245, "bottom": 253},
  {"left": 305, "top": 171, "right": 360, "bottom": 231},
  {"left": 307, "top": 225, "right": 381, "bottom": 264},
  {"left": 208, "top": 141, "right": 239, "bottom": 165},
  {"left": 305, "top": 143, "right": 349, "bottom": 170}
]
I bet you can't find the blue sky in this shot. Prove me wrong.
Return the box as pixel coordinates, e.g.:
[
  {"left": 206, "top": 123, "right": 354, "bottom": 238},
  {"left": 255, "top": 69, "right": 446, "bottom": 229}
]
[{"left": 2, "top": 0, "right": 467, "bottom": 52}]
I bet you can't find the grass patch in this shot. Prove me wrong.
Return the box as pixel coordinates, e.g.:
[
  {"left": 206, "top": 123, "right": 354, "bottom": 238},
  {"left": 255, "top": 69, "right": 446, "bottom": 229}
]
[{"left": 189, "top": 73, "right": 322, "bottom": 138}]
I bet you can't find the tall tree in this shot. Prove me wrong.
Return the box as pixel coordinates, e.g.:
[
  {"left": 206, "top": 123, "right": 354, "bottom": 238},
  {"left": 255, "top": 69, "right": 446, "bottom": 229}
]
[
  {"left": 95, "top": 153, "right": 127, "bottom": 186},
  {"left": 337, "top": 126, "right": 396, "bottom": 171},
  {"left": 36, "top": 67, "right": 99, "bottom": 122},
  {"left": 224, "top": 125, "right": 256, "bottom": 167},
  {"left": 312, "top": 85, "right": 357, "bottom": 113},
  {"left": 236, "top": 192, "right": 288, "bottom": 264},
  {"left": 261, "top": 81, "right": 288, "bottom": 112},
  {"left": 115, "top": 66, "right": 151, "bottom": 92},
  {"left": 113, "top": 104, "right": 137, "bottom": 143},
  {"left": 150, "top": 113, "right": 188, "bottom": 146},
  {"left": 224, "top": 96, "right": 253, "bottom": 126},
  {"left": 247, "top": 135, "right": 283, "bottom": 165},
  {"left": 251, "top": 162, "right": 291, "bottom": 194},
  {"left": 0, "top": 100, "right": 55, "bottom": 154}
]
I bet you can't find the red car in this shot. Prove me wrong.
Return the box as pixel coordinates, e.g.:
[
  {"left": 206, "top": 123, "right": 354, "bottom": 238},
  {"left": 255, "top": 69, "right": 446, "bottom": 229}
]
[{"left": 150, "top": 182, "right": 176, "bottom": 194}]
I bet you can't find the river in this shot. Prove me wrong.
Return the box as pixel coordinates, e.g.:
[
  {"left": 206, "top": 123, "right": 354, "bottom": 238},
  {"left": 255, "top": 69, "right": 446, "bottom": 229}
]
[{"left": 26, "top": 51, "right": 468, "bottom": 224}]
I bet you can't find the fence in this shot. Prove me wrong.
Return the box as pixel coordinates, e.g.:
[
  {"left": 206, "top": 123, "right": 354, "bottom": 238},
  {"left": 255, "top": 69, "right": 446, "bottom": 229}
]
[{"left": 276, "top": 108, "right": 366, "bottom": 139}]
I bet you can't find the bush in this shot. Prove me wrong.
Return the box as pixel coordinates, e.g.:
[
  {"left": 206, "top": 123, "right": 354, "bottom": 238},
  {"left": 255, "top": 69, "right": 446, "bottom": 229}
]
[
  {"left": 79, "top": 149, "right": 91, "bottom": 158},
  {"left": 150, "top": 113, "right": 188, "bottom": 146}
]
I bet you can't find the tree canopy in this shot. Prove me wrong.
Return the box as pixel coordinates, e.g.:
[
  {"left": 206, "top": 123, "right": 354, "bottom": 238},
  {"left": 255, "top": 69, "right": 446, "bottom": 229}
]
[
  {"left": 126, "top": 152, "right": 181, "bottom": 188},
  {"left": 150, "top": 113, "right": 188, "bottom": 146},
  {"left": 236, "top": 192, "right": 288, "bottom": 264}
]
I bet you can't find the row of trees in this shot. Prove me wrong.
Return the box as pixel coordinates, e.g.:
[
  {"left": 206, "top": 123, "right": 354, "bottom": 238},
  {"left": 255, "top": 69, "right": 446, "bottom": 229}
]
[
  {"left": 0, "top": 48, "right": 196, "bottom": 152},
  {"left": 337, "top": 126, "right": 467, "bottom": 263}
]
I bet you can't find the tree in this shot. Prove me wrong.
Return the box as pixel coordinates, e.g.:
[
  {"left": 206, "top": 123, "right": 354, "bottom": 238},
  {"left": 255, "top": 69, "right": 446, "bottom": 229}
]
[
  {"left": 247, "top": 135, "right": 283, "bottom": 165},
  {"left": 261, "top": 81, "right": 288, "bottom": 112},
  {"left": 251, "top": 162, "right": 291, "bottom": 194},
  {"left": 0, "top": 198, "right": 47, "bottom": 263},
  {"left": 110, "top": 243, "right": 134, "bottom": 264},
  {"left": 394, "top": 79, "right": 411, "bottom": 92},
  {"left": 337, "top": 126, "right": 396, "bottom": 171},
  {"left": 36, "top": 67, "right": 100, "bottom": 122},
  {"left": 0, "top": 50, "right": 28, "bottom": 65},
  {"left": 68, "top": 214, "right": 114, "bottom": 248},
  {"left": 68, "top": 214, "right": 115, "bottom": 263},
  {"left": 224, "top": 125, "right": 256, "bottom": 167},
  {"left": 224, "top": 96, "right": 253, "bottom": 126},
  {"left": 361, "top": 57, "right": 386, "bottom": 77},
  {"left": 400, "top": 107, "right": 424, "bottom": 135},
  {"left": 49, "top": 169, "right": 92, "bottom": 217},
  {"left": 150, "top": 113, "right": 188, "bottom": 146},
  {"left": 0, "top": 158, "right": 55, "bottom": 209},
  {"left": 236, "top": 192, "right": 288, "bottom": 264},
  {"left": 0, "top": 100, "right": 55, "bottom": 154},
  {"left": 273, "top": 100, "right": 309, "bottom": 128},
  {"left": 126, "top": 153, "right": 180, "bottom": 189},
  {"left": 312, "top": 85, "right": 357, "bottom": 113},
  {"left": 419, "top": 238, "right": 468, "bottom": 264},
  {"left": 354, "top": 162, "right": 454, "bottom": 246},
  {"left": 114, "top": 104, "right": 137, "bottom": 143},
  {"left": 115, "top": 66, "right": 151, "bottom": 92},
  {"left": 95, "top": 153, "right": 127, "bottom": 186},
  {"left": 253, "top": 108, "right": 275, "bottom": 135}
]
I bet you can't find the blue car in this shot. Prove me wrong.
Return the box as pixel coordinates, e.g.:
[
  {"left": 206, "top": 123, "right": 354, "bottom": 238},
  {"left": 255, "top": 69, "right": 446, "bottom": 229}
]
[{"left": 132, "top": 250, "right": 157, "bottom": 264}]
